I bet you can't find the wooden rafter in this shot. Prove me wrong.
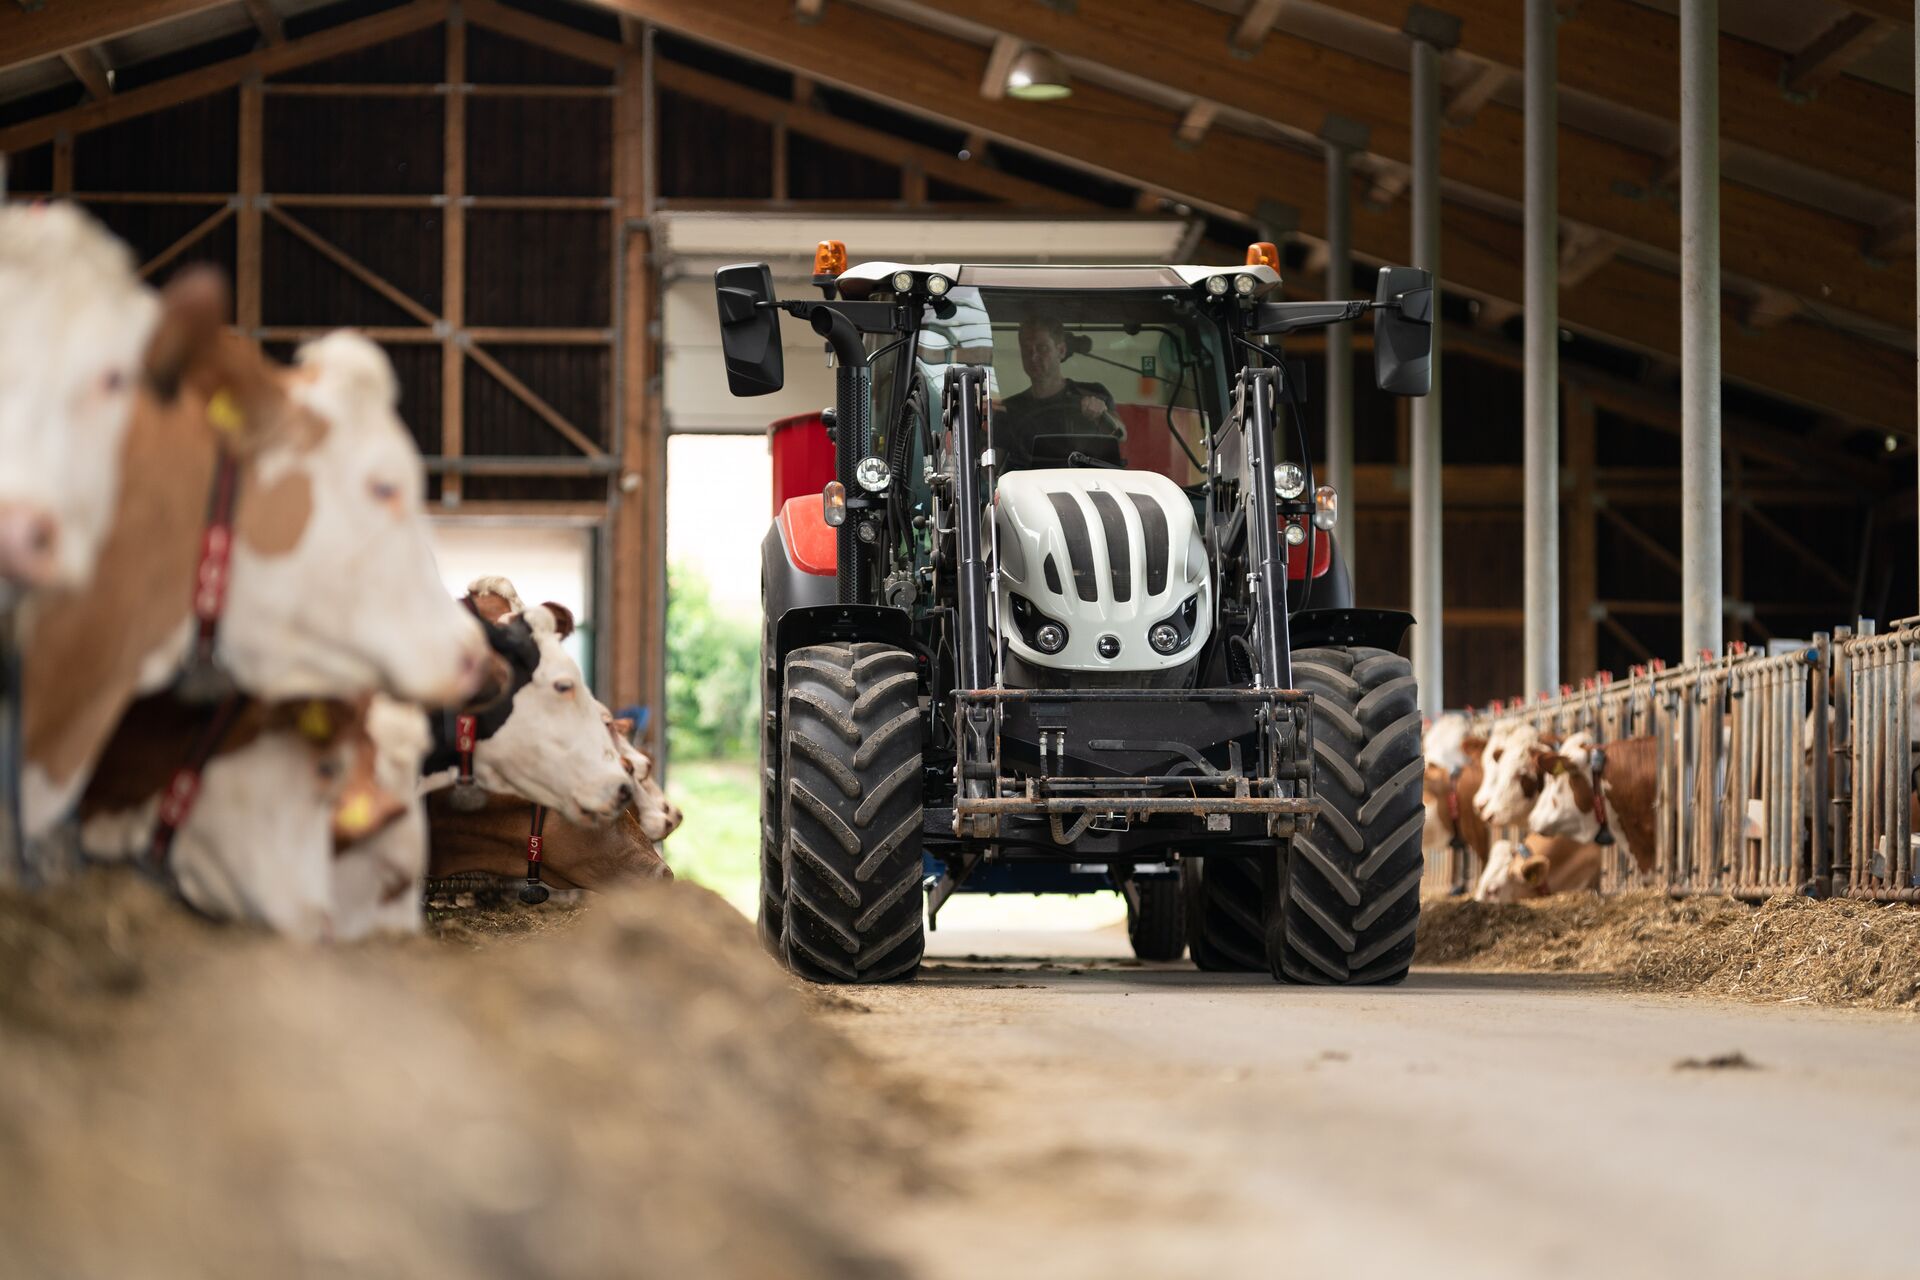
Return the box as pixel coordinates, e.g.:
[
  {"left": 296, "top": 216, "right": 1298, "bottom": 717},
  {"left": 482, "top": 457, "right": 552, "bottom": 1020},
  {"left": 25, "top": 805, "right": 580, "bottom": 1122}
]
[
  {"left": 1229, "top": 0, "right": 1289, "bottom": 55},
  {"left": 979, "top": 34, "right": 1021, "bottom": 101},
  {"left": 240, "top": 0, "right": 286, "bottom": 46},
  {"left": 1441, "top": 61, "right": 1507, "bottom": 127},
  {"left": 0, "top": 1, "right": 453, "bottom": 152},
  {"left": 1328, "top": 0, "right": 1912, "bottom": 206},
  {"left": 1559, "top": 227, "right": 1621, "bottom": 289},
  {"left": 0, "top": 0, "right": 226, "bottom": 76},
  {"left": 1596, "top": 502, "right": 1681, "bottom": 576},
  {"left": 574, "top": 0, "right": 1915, "bottom": 433},
  {"left": 60, "top": 47, "right": 112, "bottom": 102},
  {"left": 136, "top": 204, "right": 233, "bottom": 280},
  {"left": 1175, "top": 101, "right": 1217, "bottom": 149},
  {"left": 654, "top": 61, "right": 1093, "bottom": 210},
  {"left": 1783, "top": 13, "right": 1898, "bottom": 95},
  {"left": 265, "top": 205, "right": 439, "bottom": 327},
  {"left": 877, "top": 0, "right": 1911, "bottom": 337}
]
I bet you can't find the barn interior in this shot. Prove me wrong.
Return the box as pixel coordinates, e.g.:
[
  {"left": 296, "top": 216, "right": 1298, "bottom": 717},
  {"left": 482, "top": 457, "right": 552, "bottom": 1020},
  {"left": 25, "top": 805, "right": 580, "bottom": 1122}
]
[{"left": 5, "top": 0, "right": 1912, "bottom": 721}]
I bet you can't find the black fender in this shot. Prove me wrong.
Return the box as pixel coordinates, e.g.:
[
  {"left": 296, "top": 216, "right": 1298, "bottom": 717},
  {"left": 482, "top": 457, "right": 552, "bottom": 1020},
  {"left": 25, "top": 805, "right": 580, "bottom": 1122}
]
[
  {"left": 1288, "top": 607, "right": 1415, "bottom": 654},
  {"left": 761, "top": 516, "right": 912, "bottom": 666}
]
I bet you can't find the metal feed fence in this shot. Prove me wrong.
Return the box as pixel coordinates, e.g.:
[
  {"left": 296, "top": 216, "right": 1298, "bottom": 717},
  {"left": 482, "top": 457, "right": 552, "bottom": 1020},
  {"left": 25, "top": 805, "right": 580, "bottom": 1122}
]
[
  {"left": 1833, "top": 625, "right": 1919, "bottom": 902},
  {"left": 1457, "top": 636, "right": 1848, "bottom": 902}
]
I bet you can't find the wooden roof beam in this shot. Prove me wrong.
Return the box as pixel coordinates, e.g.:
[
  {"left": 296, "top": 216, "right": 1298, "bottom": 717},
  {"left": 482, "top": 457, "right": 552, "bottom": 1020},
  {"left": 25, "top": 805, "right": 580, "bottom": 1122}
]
[
  {"left": 1229, "top": 0, "right": 1290, "bottom": 56},
  {"left": 1326, "top": 0, "right": 1914, "bottom": 209},
  {"left": 0, "top": 0, "right": 451, "bottom": 151},
  {"left": 1559, "top": 227, "right": 1620, "bottom": 289},
  {"left": 0, "top": 0, "right": 226, "bottom": 76},
  {"left": 878, "top": 0, "right": 1912, "bottom": 336},
  {"left": 60, "top": 47, "right": 112, "bottom": 102},
  {"left": 1442, "top": 60, "right": 1508, "bottom": 127},
  {"left": 1738, "top": 286, "right": 1804, "bottom": 332},
  {"left": 979, "top": 34, "right": 1020, "bottom": 101},
  {"left": 1783, "top": 13, "right": 1898, "bottom": 96},
  {"left": 1867, "top": 207, "right": 1916, "bottom": 261},
  {"left": 794, "top": 0, "right": 825, "bottom": 21},
  {"left": 1175, "top": 101, "right": 1217, "bottom": 149},
  {"left": 576, "top": 0, "right": 1914, "bottom": 433},
  {"left": 239, "top": 0, "right": 285, "bottom": 46}
]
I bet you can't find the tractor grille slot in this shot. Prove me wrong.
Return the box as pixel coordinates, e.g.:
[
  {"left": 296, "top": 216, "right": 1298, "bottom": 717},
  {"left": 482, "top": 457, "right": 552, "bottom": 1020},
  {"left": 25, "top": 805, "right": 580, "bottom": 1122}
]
[
  {"left": 1129, "top": 493, "right": 1169, "bottom": 595},
  {"left": 1047, "top": 491, "right": 1100, "bottom": 602},
  {"left": 1086, "top": 490, "right": 1132, "bottom": 602},
  {"left": 1043, "top": 554, "right": 1063, "bottom": 594}
]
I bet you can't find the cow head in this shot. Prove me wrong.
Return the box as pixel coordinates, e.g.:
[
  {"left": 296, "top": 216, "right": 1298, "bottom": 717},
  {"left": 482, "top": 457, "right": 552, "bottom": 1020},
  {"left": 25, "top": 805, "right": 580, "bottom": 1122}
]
[
  {"left": 0, "top": 204, "right": 167, "bottom": 597},
  {"left": 468, "top": 603, "right": 633, "bottom": 826},
  {"left": 330, "top": 694, "right": 434, "bottom": 941},
  {"left": 213, "top": 332, "right": 487, "bottom": 706},
  {"left": 1528, "top": 734, "right": 1601, "bottom": 842},
  {"left": 1473, "top": 720, "right": 1550, "bottom": 827}
]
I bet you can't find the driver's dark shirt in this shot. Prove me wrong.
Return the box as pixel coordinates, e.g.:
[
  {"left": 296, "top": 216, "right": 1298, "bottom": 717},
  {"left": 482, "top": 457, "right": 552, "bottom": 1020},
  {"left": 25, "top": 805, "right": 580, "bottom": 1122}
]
[{"left": 999, "top": 378, "right": 1117, "bottom": 469}]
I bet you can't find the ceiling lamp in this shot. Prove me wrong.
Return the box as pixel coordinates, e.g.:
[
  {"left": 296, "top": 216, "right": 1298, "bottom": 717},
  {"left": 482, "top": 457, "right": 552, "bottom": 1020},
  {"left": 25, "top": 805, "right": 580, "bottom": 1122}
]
[{"left": 1004, "top": 46, "right": 1071, "bottom": 101}]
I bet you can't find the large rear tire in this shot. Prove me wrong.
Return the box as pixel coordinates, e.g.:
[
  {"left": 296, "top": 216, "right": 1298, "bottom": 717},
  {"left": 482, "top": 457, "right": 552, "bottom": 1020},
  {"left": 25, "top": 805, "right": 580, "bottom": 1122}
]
[
  {"left": 1126, "top": 876, "right": 1185, "bottom": 962},
  {"left": 780, "top": 642, "right": 926, "bottom": 984},
  {"left": 1270, "top": 645, "right": 1425, "bottom": 986},
  {"left": 1181, "top": 855, "right": 1267, "bottom": 972},
  {"left": 756, "top": 602, "right": 784, "bottom": 958}
]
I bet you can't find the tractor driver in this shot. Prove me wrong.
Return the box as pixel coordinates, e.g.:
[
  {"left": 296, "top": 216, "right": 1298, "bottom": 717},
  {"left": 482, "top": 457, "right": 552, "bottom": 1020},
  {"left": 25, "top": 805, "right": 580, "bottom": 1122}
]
[{"left": 997, "top": 315, "right": 1123, "bottom": 470}]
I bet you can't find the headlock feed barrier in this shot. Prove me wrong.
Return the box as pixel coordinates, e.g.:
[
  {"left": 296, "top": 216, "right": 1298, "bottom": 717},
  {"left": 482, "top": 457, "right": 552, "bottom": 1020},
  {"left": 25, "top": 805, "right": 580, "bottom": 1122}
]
[{"left": 1448, "top": 618, "right": 1918, "bottom": 903}]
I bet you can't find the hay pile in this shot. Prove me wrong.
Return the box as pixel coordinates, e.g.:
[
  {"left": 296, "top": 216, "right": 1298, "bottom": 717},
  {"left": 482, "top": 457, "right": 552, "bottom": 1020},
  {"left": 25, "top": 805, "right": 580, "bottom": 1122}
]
[
  {"left": 1417, "top": 891, "right": 1920, "bottom": 1010},
  {"left": 0, "top": 872, "right": 920, "bottom": 1280}
]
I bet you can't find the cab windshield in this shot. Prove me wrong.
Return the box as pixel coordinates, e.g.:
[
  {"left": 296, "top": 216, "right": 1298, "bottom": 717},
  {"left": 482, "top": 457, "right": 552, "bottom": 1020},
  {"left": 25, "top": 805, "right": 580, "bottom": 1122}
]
[{"left": 908, "top": 287, "right": 1226, "bottom": 486}]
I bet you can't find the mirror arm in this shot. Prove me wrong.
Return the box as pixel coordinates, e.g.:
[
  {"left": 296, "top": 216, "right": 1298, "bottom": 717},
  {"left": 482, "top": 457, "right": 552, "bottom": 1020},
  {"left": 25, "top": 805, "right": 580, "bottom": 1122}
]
[{"left": 1247, "top": 299, "right": 1372, "bottom": 336}]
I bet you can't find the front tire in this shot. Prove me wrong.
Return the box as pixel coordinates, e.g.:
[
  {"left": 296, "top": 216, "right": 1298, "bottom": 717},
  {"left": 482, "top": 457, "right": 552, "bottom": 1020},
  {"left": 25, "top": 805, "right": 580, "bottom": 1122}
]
[
  {"left": 1270, "top": 645, "right": 1425, "bottom": 986},
  {"left": 1126, "top": 876, "right": 1185, "bottom": 962},
  {"left": 780, "top": 642, "right": 926, "bottom": 984},
  {"left": 756, "top": 600, "right": 784, "bottom": 958},
  {"left": 1181, "top": 855, "right": 1267, "bottom": 972}
]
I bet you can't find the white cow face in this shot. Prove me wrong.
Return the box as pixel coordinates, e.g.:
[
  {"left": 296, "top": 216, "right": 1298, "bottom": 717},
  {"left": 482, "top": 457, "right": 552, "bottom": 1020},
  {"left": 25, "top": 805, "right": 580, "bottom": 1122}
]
[
  {"left": 1474, "top": 721, "right": 1546, "bottom": 827},
  {"left": 1528, "top": 736, "right": 1601, "bottom": 842},
  {"left": 0, "top": 204, "right": 158, "bottom": 597},
  {"left": 218, "top": 332, "right": 487, "bottom": 706},
  {"left": 471, "top": 606, "right": 634, "bottom": 827}
]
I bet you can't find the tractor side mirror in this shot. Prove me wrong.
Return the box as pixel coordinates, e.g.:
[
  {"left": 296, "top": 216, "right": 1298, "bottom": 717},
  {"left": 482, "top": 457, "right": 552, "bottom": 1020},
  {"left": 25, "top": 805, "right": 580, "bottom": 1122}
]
[
  {"left": 1372, "top": 266, "right": 1433, "bottom": 398},
  {"left": 714, "top": 262, "right": 785, "bottom": 397}
]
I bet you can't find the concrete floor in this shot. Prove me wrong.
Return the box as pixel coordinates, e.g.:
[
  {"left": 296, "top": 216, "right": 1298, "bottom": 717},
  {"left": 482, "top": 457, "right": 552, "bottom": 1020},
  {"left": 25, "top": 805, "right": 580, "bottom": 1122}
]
[{"left": 825, "top": 926, "right": 1920, "bottom": 1280}]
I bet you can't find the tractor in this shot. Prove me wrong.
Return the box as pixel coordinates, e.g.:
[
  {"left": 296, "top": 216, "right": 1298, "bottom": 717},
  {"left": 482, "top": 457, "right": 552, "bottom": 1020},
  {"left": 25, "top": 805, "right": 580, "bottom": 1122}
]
[{"left": 718, "top": 240, "right": 1433, "bottom": 984}]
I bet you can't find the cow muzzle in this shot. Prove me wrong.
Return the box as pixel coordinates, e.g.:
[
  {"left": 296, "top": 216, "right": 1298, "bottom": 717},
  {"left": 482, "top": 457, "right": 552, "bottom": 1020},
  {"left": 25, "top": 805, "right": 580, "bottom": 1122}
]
[{"left": 0, "top": 502, "right": 60, "bottom": 589}]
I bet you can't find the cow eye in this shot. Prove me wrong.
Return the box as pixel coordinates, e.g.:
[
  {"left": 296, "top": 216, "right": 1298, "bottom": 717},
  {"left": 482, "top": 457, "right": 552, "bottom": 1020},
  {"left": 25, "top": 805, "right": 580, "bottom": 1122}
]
[
  {"left": 316, "top": 758, "right": 341, "bottom": 781},
  {"left": 368, "top": 479, "right": 401, "bottom": 502},
  {"left": 101, "top": 369, "right": 127, "bottom": 393},
  {"left": 554, "top": 679, "right": 575, "bottom": 694}
]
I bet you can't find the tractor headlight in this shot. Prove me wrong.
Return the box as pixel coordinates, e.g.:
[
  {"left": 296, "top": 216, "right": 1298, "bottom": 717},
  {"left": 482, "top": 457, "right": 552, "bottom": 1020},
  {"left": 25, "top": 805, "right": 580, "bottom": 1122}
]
[
  {"left": 1205, "top": 274, "right": 1231, "bottom": 297},
  {"left": 1149, "top": 623, "right": 1181, "bottom": 655},
  {"left": 891, "top": 270, "right": 915, "bottom": 292},
  {"left": 1147, "top": 595, "right": 1200, "bottom": 656},
  {"left": 1035, "top": 623, "right": 1067, "bottom": 654},
  {"left": 1313, "top": 485, "right": 1338, "bottom": 531},
  {"left": 1274, "top": 461, "right": 1306, "bottom": 499},
  {"left": 1010, "top": 594, "right": 1069, "bottom": 655},
  {"left": 926, "top": 274, "right": 952, "bottom": 296},
  {"left": 855, "top": 455, "right": 891, "bottom": 493},
  {"left": 1284, "top": 520, "right": 1307, "bottom": 547},
  {"left": 1233, "top": 273, "right": 1257, "bottom": 296}
]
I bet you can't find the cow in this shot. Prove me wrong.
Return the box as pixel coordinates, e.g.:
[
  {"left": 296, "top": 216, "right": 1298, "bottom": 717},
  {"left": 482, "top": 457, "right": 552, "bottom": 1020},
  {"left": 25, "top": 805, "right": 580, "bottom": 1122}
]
[
  {"left": 1422, "top": 715, "right": 1489, "bottom": 875},
  {"left": 1473, "top": 718, "right": 1553, "bottom": 828},
  {"left": 332, "top": 693, "right": 436, "bottom": 941},
  {"left": 0, "top": 203, "right": 161, "bottom": 597},
  {"left": 425, "top": 789, "right": 675, "bottom": 892},
  {"left": 75, "top": 694, "right": 410, "bottom": 940},
  {"left": 20, "top": 272, "right": 489, "bottom": 841},
  {"left": 1472, "top": 834, "right": 1604, "bottom": 901},
  {"left": 1526, "top": 732, "right": 1660, "bottom": 877},
  {"left": 420, "top": 581, "right": 634, "bottom": 828}
]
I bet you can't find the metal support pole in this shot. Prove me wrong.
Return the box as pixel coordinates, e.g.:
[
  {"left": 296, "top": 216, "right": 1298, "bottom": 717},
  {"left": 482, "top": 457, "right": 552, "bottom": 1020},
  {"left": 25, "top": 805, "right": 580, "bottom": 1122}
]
[
  {"left": 1408, "top": 27, "right": 1447, "bottom": 714},
  {"left": 1320, "top": 115, "right": 1366, "bottom": 581},
  {"left": 1524, "top": 0, "right": 1559, "bottom": 694},
  {"left": 1913, "top": 3, "right": 1918, "bottom": 583},
  {"left": 1680, "top": 0, "right": 1723, "bottom": 659}
]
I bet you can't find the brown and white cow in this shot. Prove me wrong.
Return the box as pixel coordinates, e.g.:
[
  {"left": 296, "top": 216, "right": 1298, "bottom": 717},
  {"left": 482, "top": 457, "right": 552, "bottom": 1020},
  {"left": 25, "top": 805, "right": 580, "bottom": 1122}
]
[
  {"left": 1473, "top": 718, "right": 1554, "bottom": 828},
  {"left": 419, "top": 581, "right": 634, "bottom": 827},
  {"left": 0, "top": 204, "right": 160, "bottom": 597},
  {"left": 1526, "top": 732, "right": 1660, "bottom": 878},
  {"left": 426, "top": 789, "right": 676, "bottom": 891},
  {"left": 21, "top": 274, "right": 488, "bottom": 838},
  {"left": 332, "top": 693, "right": 436, "bottom": 941},
  {"left": 76, "top": 694, "right": 410, "bottom": 940}
]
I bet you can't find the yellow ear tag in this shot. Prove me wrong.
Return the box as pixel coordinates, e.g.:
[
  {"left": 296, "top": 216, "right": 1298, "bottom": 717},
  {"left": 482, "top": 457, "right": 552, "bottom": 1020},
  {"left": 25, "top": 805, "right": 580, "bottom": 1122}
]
[
  {"left": 298, "top": 701, "right": 334, "bottom": 742},
  {"left": 335, "top": 792, "right": 375, "bottom": 837},
  {"left": 208, "top": 389, "right": 245, "bottom": 437}
]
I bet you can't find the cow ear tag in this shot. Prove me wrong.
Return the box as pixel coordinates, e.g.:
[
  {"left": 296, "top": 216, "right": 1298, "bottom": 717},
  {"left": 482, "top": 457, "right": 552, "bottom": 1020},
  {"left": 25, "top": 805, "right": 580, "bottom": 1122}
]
[
  {"left": 297, "top": 700, "right": 333, "bottom": 742},
  {"left": 335, "top": 791, "right": 376, "bottom": 839},
  {"left": 208, "top": 388, "right": 245, "bottom": 437}
]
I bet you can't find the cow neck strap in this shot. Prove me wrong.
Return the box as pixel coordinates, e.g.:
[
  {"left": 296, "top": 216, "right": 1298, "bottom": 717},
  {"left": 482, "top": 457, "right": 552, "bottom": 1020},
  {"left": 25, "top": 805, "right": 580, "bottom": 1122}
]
[
  {"left": 519, "top": 805, "right": 550, "bottom": 905},
  {"left": 455, "top": 714, "right": 478, "bottom": 786},
  {"left": 150, "top": 694, "right": 247, "bottom": 871},
  {"left": 1445, "top": 766, "right": 1466, "bottom": 854},
  {"left": 1588, "top": 747, "right": 1615, "bottom": 847},
  {"left": 176, "top": 400, "right": 246, "bottom": 703}
]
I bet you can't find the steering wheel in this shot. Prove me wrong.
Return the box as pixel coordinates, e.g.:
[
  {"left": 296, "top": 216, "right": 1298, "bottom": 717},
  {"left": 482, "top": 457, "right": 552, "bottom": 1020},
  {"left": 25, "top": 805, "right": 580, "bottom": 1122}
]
[{"left": 1017, "top": 396, "right": 1127, "bottom": 442}]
